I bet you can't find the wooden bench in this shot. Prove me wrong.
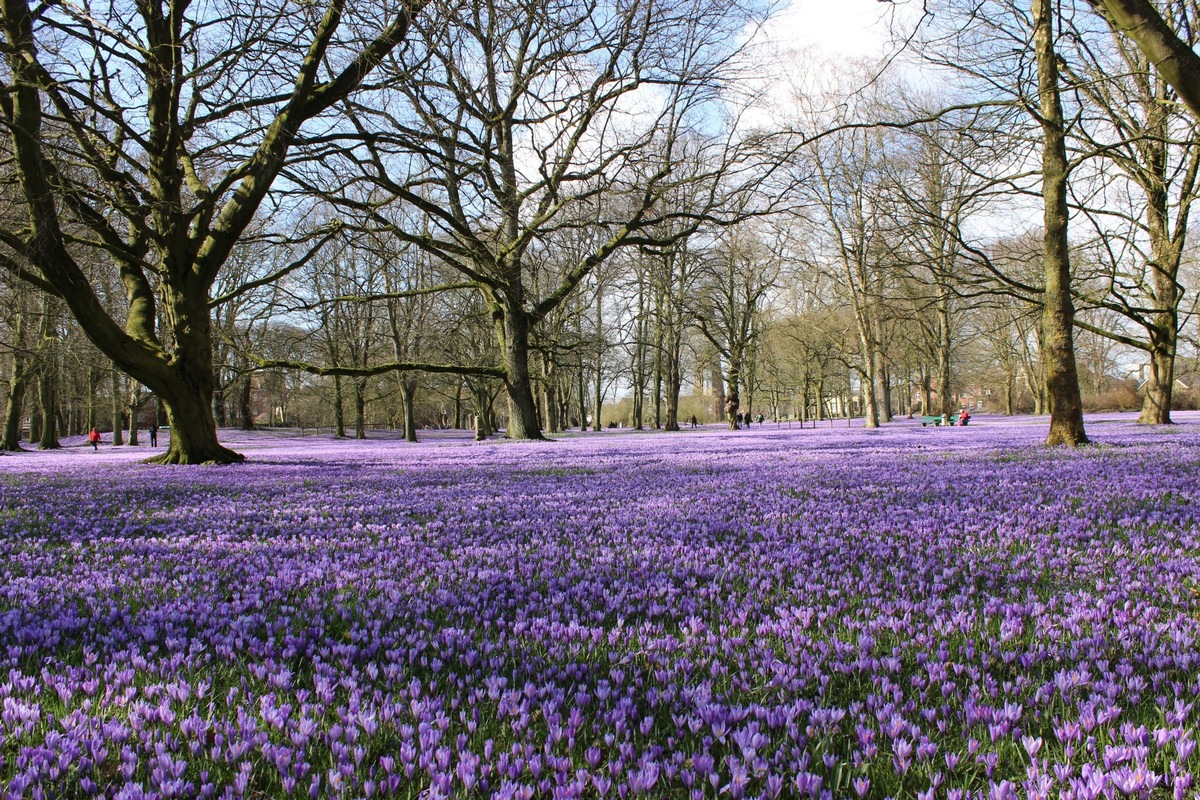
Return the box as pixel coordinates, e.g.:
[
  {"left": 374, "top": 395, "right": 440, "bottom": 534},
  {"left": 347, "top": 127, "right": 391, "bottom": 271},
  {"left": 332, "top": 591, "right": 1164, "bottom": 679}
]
[{"left": 921, "top": 415, "right": 948, "bottom": 427}]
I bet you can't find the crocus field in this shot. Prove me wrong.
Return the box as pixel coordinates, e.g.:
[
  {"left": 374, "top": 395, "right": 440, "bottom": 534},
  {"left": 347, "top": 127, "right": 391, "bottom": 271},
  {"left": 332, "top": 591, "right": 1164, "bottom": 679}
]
[{"left": 2, "top": 415, "right": 1199, "bottom": 800}]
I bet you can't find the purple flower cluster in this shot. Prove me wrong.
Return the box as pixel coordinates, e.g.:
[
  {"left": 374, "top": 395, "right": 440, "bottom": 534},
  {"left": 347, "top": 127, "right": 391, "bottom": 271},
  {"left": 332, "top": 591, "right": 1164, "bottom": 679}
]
[{"left": 1, "top": 414, "right": 1199, "bottom": 799}]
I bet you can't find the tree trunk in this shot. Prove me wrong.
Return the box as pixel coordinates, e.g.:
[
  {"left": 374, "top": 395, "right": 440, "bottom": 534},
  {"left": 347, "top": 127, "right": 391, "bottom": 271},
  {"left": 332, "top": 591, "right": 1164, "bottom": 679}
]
[
  {"left": 872, "top": 348, "right": 891, "bottom": 423},
  {"left": 861, "top": 363, "right": 880, "bottom": 429},
  {"left": 1138, "top": 330, "right": 1175, "bottom": 424},
  {"left": 238, "top": 374, "right": 254, "bottom": 430},
  {"left": 86, "top": 368, "right": 98, "bottom": 432},
  {"left": 110, "top": 369, "right": 124, "bottom": 446},
  {"left": 711, "top": 366, "right": 725, "bottom": 422},
  {"left": 577, "top": 358, "right": 587, "bottom": 431},
  {"left": 652, "top": 305, "right": 664, "bottom": 429},
  {"left": 592, "top": 287, "right": 604, "bottom": 432},
  {"left": 127, "top": 402, "right": 139, "bottom": 447},
  {"left": 541, "top": 352, "right": 560, "bottom": 433},
  {"left": 938, "top": 296, "right": 954, "bottom": 420},
  {"left": 334, "top": 375, "right": 346, "bottom": 437},
  {"left": 497, "top": 303, "right": 545, "bottom": 440},
  {"left": 725, "top": 363, "right": 741, "bottom": 430},
  {"left": 401, "top": 377, "right": 418, "bottom": 443},
  {"left": 454, "top": 382, "right": 463, "bottom": 429},
  {"left": 1, "top": 294, "right": 29, "bottom": 451},
  {"left": 35, "top": 297, "right": 59, "bottom": 449},
  {"left": 354, "top": 380, "right": 366, "bottom": 439},
  {"left": 468, "top": 384, "right": 491, "bottom": 438},
  {"left": 1034, "top": 0, "right": 1088, "bottom": 446},
  {"left": 146, "top": 338, "right": 243, "bottom": 464}
]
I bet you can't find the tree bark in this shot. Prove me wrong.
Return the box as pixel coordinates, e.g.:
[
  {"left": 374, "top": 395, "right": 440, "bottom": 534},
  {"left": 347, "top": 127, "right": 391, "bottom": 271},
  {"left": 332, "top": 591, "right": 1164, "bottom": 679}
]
[
  {"left": 400, "top": 376, "right": 418, "bottom": 443},
  {"left": 354, "top": 380, "right": 366, "bottom": 439},
  {"left": 333, "top": 375, "right": 346, "bottom": 437},
  {"left": 238, "top": 374, "right": 254, "bottom": 431},
  {"left": 110, "top": 369, "right": 124, "bottom": 446},
  {"left": 725, "top": 362, "right": 741, "bottom": 430},
  {"left": 711, "top": 366, "right": 725, "bottom": 423},
  {"left": 1139, "top": 330, "right": 1175, "bottom": 424},
  {"left": 872, "top": 346, "right": 891, "bottom": 423},
  {"left": 127, "top": 399, "right": 140, "bottom": 447},
  {"left": 1035, "top": 0, "right": 1089, "bottom": 446},
  {"left": 938, "top": 294, "right": 954, "bottom": 420},
  {"left": 1088, "top": 0, "right": 1200, "bottom": 120},
  {"left": 1, "top": 293, "right": 30, "bottom": 451},
  {"left": 592, "top": 285, "right": 603, "bottom": 432},
  {"left": 496, "top": 303, "right": 545, "bottom": 440},
  {"left": 35, "top": 296, "right": 59, "bottom": 449}
]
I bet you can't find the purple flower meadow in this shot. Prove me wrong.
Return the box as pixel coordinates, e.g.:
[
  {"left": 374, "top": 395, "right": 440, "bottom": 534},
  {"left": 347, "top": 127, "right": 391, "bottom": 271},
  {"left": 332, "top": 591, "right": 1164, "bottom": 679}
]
[{"left": 1, "top": 414, "right": 1198, "bottom": 799}]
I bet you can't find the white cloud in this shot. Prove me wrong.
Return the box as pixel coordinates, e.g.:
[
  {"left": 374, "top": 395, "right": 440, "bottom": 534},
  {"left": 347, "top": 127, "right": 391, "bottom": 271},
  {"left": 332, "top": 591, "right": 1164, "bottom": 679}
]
[{"left": 748, "top": 0, "right": 923, "bottom": 62}]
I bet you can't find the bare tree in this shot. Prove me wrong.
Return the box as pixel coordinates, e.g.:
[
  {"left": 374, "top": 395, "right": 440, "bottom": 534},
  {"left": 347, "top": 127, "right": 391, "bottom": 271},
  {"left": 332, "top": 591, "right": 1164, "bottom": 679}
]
[
  {"left": 325, "top": 0, "right": 768, "bottom": 439},
  {"left": 0, "top": 0, "right": 422, "bottom": 463},
  {"left": 694, "top": 225, "right": 780, "bottom": 429},
  {"left": 1060, "top": 6, "right": 1200, "bottom": 424}
]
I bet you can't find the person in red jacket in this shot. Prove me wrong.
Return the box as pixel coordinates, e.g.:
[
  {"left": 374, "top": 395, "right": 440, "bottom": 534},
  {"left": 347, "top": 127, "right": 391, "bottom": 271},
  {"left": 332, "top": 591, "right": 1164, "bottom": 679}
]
[
  {"left": 958, "top": 407, "right": 970, "bottom": 427},
  {"left": 88, "top": 428, "right": 101, "bottom": 451}
]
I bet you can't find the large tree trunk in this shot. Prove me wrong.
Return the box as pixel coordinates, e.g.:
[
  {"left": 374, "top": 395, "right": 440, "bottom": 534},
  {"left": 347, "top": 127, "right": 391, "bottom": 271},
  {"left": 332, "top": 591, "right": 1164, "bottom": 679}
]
[
  {"left": 855, "top": 317, "right": 880, "bottom": 428},
  {"left": 145, "top": 306, "right": 243, "bottom": 464},
  {"left": 1035, "top": 0, "right": 1088, "bottom": 446},
  {"left": 1139, "top": 330, "right": 1175, "bottom": 424},
  {"left": 497, "top": 303, "right": 545, "bottom": 440}
]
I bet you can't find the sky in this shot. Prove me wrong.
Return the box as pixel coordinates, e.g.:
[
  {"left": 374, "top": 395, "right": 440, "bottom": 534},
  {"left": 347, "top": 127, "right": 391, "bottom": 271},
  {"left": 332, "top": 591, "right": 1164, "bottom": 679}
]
[
  {"left": 735, "top": 0, "right": 934, "bottom": 127},
  {"left": 753, "top": 0, "right": 918, "bottom": 61}
]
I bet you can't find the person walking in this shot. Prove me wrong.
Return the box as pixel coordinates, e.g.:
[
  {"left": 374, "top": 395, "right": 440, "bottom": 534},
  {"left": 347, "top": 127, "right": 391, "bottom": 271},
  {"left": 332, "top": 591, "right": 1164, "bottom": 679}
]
[
  {"left": 88, "top": 428, "right": 100, "bottom": 451},
  {"left": 689, "top": 414, "right": 697, "bottom": 429},
  {"left": 149, "top": 425, "right": 158, "bottom": 447}
]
